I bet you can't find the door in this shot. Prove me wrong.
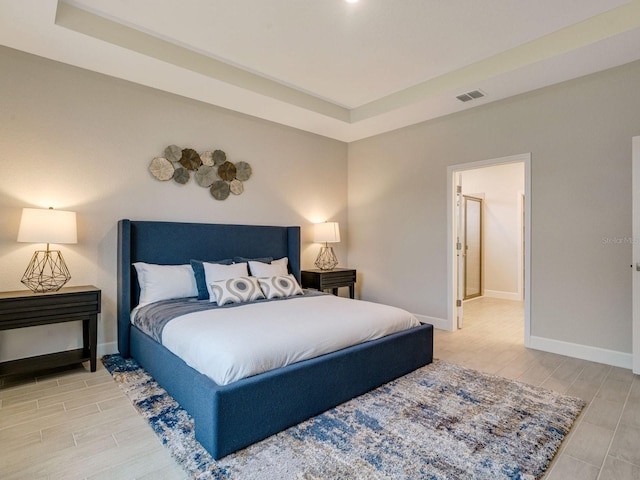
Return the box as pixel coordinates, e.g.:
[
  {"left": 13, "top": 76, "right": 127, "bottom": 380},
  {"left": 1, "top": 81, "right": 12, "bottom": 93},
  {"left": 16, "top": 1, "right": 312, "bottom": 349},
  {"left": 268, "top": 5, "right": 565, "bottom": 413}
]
[
  {"left": 456, "top": 176, "right": 464, "bottom": 328},
  {"left": 464, "top": 196, "right": 483, "bottom": 299},
  {"left": 633, "top": 136, "right": 640, "bottom": 374}
]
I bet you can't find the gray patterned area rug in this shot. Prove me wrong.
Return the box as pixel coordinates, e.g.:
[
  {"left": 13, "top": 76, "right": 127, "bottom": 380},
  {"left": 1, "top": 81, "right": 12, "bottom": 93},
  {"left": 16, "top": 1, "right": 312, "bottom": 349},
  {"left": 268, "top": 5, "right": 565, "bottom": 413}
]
[{"left": 102, "top": 355, "right": 584, "bottom": 480}]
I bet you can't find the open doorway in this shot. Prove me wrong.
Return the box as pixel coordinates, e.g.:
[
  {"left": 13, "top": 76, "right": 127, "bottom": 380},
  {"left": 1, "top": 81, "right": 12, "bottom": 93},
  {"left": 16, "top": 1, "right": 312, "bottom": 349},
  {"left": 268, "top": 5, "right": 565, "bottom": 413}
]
[{"left": 447, "top": 153, "right": 531, "bottom": 347}]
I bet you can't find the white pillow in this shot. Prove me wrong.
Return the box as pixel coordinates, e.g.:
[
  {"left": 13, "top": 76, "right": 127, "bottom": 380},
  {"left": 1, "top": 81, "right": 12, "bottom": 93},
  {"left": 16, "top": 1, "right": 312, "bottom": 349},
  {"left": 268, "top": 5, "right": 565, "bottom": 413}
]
[
  {"left": 249, "top": 259, "right": 287, "bottom": 277},
  {"left": 257, "top": 274, "right": 303, "bottom": 299},
  {"left": 272, "top": 257, "right": 289, "bottom": 268},
  {"left": 133, "top": 263, "right": 197, "bottom": 306},
  {"left": 208, "top": 276, "right": 265, "bottom": 305},
  {"left": 203, "top": 262, "right": 248, "bottom": 300}
]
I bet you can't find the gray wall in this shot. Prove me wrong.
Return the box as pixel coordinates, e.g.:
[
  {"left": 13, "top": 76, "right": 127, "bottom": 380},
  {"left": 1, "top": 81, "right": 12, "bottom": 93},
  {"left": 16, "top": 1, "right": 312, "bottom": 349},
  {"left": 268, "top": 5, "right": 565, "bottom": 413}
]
[
  {"left": 0, "top": 46, "right": 348, "bottom": 361},
  {"left": 349, "top": 60, "right": 640, "bottom": 357}
]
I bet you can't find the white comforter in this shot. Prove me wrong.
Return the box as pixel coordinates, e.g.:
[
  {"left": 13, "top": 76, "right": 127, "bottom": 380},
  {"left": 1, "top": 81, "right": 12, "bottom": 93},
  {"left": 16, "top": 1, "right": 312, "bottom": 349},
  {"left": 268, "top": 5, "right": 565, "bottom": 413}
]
[{"left": 161, "top": 294, "right": 420, "bottom": 385}]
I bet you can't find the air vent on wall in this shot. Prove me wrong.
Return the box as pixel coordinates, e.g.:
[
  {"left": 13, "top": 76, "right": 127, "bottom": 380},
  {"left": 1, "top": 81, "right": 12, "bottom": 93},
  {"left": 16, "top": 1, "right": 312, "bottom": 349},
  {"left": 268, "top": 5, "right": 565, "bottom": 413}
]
[{"left": 456, "top": 89, "right": 486, "bottom": 103}]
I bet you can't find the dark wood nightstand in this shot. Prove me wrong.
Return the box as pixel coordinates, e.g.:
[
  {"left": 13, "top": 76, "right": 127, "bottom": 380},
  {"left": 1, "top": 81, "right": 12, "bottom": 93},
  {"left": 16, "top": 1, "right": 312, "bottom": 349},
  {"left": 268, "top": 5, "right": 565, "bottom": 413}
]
[
  {"left": 301, "top": 268, "right": 356, "bottom": 299},
  {"left": 0, "top": 285, "right": 101, "bottom": 378}
]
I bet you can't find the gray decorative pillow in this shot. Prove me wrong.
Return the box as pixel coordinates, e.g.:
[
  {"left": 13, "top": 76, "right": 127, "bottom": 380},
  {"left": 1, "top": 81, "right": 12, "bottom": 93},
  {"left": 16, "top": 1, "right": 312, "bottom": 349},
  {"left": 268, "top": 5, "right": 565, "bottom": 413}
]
[
  {"left": 258, "top": 274, "right": 303, "bottom": 299},
  {"left": 208, "top": 276, "right": 265, "bottom": 305}
]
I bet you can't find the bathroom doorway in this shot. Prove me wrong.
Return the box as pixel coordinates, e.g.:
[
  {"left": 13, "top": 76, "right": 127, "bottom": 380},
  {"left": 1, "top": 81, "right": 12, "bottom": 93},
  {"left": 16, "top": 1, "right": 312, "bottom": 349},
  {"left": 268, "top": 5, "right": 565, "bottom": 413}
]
[{"left": 448, "top": 153, "right": 530, "bottom": 346}]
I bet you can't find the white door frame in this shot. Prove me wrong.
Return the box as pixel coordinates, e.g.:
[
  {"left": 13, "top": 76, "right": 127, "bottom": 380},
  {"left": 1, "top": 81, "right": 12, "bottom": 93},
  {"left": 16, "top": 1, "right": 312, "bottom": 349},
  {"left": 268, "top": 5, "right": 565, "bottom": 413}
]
[
  {"left": 632, "top": 136, "right": 640, "bottom": 374},
  {"left": 446, "top": 153, "right": 532, "bottom": 347},
  {"left": 456, "top": 174, "right": 464, "bottom": 328}
]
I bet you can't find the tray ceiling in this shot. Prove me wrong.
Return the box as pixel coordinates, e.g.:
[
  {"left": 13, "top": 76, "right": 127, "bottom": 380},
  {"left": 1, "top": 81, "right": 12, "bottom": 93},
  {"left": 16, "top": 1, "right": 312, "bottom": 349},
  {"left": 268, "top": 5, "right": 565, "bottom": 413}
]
[{"left": 1, "top": 0, "right": 639, "bottom": 141}]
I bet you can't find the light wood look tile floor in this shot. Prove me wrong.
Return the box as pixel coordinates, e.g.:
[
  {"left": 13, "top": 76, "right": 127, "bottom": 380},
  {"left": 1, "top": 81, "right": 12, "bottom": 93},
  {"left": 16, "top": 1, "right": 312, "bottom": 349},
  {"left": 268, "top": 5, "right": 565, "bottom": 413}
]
[
  {"left": 0, "top": 363, "right": 186, "bottom": 479},
  {"left": 435, "top": 297, "right": 640, "bottom": 480},
  {"left": 1, "top": 297, "right": 638, "bottom": 479}
]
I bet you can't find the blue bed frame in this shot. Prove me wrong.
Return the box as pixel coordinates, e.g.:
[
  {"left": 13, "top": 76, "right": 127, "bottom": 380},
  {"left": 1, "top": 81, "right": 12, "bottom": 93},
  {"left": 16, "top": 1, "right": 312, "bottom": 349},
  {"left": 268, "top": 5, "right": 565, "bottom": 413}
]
[{"left": 117, "top": 219, "right": 433, "bottom": 459}]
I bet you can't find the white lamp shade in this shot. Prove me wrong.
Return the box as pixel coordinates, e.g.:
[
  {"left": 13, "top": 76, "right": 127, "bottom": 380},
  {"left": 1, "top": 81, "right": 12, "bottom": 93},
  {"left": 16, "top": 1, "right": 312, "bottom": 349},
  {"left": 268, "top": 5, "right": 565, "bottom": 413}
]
[
  {"left": 314, "top": 222, "right": 340, "bottom": 243},
  {"left": 17, "top": 208, "right": 77, "bottom": 244}
]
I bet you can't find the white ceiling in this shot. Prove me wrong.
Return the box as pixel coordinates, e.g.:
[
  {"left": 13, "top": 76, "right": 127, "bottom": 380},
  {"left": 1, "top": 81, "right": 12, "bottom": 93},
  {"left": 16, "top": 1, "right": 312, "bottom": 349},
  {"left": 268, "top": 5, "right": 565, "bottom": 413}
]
[{"left": 1, "top": 0, "right": 640, "bottom": 142}]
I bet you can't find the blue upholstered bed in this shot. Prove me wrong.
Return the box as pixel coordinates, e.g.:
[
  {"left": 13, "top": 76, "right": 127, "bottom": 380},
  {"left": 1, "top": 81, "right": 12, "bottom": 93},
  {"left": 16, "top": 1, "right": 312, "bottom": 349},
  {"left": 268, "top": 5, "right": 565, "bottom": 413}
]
[{"left": 117, "top": 219, "right": 433, "bottom": 459}]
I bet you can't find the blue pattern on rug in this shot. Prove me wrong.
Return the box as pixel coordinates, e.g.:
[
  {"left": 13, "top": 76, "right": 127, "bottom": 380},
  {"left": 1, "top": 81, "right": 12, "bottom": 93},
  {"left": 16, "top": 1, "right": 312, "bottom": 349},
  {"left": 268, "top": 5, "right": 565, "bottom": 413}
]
[{"left": 102, "top": 355, "right": 584, "bottom": 479}]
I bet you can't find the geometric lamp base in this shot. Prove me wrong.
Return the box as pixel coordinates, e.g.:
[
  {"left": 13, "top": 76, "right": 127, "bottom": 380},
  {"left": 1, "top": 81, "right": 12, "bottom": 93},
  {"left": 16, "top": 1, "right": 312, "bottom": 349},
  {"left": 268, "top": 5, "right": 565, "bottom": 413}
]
[
  {"left": 21, "top": 249, "right": 71, "bottom": 293},
  {"left": 314, "top": 245, "right": 338, "bottom": 271}
]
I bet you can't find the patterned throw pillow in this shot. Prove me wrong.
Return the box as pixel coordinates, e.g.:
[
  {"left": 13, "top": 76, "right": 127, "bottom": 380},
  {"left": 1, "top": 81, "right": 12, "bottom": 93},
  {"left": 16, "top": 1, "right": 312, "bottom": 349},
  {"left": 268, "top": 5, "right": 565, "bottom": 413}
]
[
  {"left": 208, "top": 276, "right": 265, "bottom": 305},
  {"left": 258, "top": 274, "right": 303, "bottom": 299},
  {"left": 202, "top": 262, "right": 249, "bottom": 301}
]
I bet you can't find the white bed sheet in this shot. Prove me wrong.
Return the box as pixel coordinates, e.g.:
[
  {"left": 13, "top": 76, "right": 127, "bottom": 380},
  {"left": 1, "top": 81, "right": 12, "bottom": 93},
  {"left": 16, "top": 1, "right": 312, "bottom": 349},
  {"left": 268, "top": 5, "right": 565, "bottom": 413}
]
[{"left": 161, "top": 294, "right": 420, "bottom": 385}]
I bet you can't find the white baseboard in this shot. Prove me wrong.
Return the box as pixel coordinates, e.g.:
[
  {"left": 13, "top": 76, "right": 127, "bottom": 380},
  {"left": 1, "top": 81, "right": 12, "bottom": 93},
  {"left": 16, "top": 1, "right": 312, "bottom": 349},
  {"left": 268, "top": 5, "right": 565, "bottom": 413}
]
[
  {"left": 484, "top": 290, "right": 522, "bottom": 301},
  {"left": 98, "top": 341, "right": 118, "bottom": 358},
  {"left": 528, "top": 335, "right": 632, "bottom": 370},
  {"left": 414, "top": 314, "right": 452, "bottom": 331}
]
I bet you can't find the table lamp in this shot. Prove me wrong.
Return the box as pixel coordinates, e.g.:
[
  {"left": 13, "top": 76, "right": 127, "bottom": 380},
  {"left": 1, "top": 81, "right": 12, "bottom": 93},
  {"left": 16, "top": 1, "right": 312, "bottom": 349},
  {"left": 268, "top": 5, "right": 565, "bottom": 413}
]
[
  {"left": 314, "top": 222, "right": 340, "bottom": 270},
  {"left": 17, "top": 207, "right": 77, "bottom": 292}
]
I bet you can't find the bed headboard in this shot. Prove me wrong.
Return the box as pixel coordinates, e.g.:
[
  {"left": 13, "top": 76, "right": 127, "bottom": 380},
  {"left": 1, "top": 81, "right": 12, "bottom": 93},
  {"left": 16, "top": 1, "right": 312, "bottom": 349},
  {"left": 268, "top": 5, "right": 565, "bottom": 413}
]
[{"left": 117, "top": 219, "right": 301, "bottom": 357}]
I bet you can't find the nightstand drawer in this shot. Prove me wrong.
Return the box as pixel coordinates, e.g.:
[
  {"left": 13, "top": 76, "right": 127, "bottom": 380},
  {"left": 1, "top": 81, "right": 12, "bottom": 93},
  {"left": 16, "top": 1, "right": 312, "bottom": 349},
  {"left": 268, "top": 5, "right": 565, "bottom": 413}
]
[
  {"left": 0, "top": 287, "right": 100, "bottom": 329},
  {"left": 316, "top": 272, "right": 356, "bottom": 288},
  {"left": 301, "top": 268, "right": 357, "bottom": 299}
]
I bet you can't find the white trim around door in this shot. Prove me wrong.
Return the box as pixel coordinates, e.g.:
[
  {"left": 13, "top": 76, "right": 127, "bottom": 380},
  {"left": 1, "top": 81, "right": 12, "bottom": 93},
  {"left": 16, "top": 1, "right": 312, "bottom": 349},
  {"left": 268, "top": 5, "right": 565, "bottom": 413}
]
[{"left": 632, "top": 136, "right": 640, "bottom": 375}]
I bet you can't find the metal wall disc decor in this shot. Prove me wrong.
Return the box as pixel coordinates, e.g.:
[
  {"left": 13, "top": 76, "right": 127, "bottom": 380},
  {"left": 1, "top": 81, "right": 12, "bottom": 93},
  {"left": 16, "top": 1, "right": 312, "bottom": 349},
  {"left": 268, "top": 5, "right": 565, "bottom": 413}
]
[
  {"left": 210, "top": 180, "right": 230, "bottom": 200},
  {"left": 149, "top": 157, "right": 174, "bottom": 181},
  {"left": 173, "top": 167, "right": 190, "bottom": 184},
  {"left": 200, "top": 151, "right": 214, "bottom": 166},
  {"left": 213, "top": 150, "right": 227, "bottom": 166},
  {"left": 148, "top": 145, "right": 253, "bottom": 200},
  {"left": 164, "top": 144, "right": 182, "bottom": 162},
  {"left": 180, "top": 148, "right": 202, "bottom": 171},
  {"left": 235, "top": 161, "right": 252, "bottom": 181},
  {"left": 195, "top": 165, "right": 216, "bottom": 187},
  {"left": 229, "top": 179, "right": 244, "bottom": 195},
  {"left": 218, "top": 161, "right": 237, "bottom": 181}
]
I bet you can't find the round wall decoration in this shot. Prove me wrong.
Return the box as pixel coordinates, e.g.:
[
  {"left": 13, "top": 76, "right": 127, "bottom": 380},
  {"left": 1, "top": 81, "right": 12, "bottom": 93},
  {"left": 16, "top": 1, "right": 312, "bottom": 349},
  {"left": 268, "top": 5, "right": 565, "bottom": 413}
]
[
  {"left": 235, "top": 161, "right": 252, "bottom": 181},
  {"left": 164, "top": 144, "right": 182, "bottom": 162},
  {"left": 149, "top": 157, "right": 174, "bottom": 181},
  {"left": 173, "top": 167, "right": 190, "bottom": 184},
  {"left": 229, "top": 179, "right": 244, "bottom": 195},
  {"left": 213, "top": 150, "right": 227, "bottom": 166},
  {"left": 195, "top": 165, "right": 217, "bottom": 187},
  {"left": 210, "top": 180, "right": 231, "bottom": 200},
  {"left": 148, "top": 145, "right": 253, "bottom": 201},
  {"left": 179, "top": 148, "right": 202, "bottom": 171},
  {"left": 200, "top": 151, "right": 214, "bottom": 166},
  {"left": 218, "top": 161, "right": 237, "bottom": 181}
]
